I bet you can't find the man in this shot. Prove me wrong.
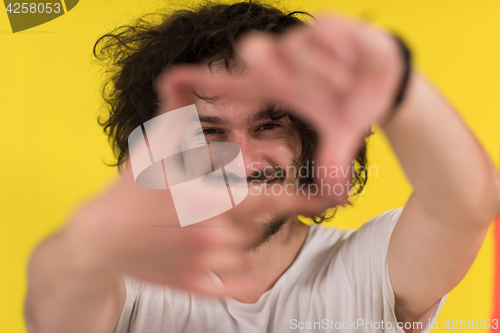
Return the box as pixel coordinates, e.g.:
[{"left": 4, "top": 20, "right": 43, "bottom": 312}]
[{"left": 24, "top": 1, "right": 500, "bottom": 333}]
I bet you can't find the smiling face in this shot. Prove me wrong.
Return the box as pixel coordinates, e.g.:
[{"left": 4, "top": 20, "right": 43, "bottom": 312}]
[{"left": 188, "top": 89, "right": 303, "bottom": 246}]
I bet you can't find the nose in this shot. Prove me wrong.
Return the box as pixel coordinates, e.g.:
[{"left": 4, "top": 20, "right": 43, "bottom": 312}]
[{"left": 224, "top": 132, "right": 267, "bottom": 179}]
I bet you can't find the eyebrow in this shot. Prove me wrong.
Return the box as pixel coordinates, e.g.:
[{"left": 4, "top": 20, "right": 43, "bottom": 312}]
[
  {"left": 246, "top": 104, "right": 289, "bottom": 123},
  {"left": 246, "top": 109, "right": 274, "bottom": 123},
  {"left": 197, "top": 104, "right": 288, "bottom": 126},
  {"left": 198, "top": 115, "right": 228, "bottom": 125}
]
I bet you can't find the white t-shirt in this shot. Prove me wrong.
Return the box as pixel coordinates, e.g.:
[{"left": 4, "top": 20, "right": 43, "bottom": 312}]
[{"left": 113, "top": 207, "right": 447, "bottom": 333}]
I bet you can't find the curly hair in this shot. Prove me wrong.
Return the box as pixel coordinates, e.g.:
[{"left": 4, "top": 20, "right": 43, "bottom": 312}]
[{"left": 93, "top": 0, "right": 369, "bottom": 223}]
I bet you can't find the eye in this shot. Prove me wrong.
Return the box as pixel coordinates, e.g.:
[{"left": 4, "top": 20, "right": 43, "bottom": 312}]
[
  {"left": 257, "top": 123, "right": 281, "bottom": 131},
  {"left": 202, "top": 128, "right": 223, "bottom": 135}
]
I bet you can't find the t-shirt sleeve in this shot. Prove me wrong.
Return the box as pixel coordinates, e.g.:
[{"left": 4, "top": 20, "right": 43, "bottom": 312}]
[
  {"left": 338, "top": 207, "right": 447, "bottom": 333},
  {"left": 112, "top": 275, "right": 180, "bottom": 333},
  {"left": 112, "top": 275, "right": 145, "bottom": 333}
]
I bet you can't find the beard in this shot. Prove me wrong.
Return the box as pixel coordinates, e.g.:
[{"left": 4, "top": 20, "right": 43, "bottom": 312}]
[
  {"left": 249, "top": 213, "right": 291, "bottom": 251},
  {"left": 244, "top": 166, "right": 296, "bottom": 250}
]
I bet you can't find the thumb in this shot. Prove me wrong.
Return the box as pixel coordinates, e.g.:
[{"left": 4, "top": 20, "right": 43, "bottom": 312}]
[{"left": 155, "top": 66, "right": 202, "bottom": 113}]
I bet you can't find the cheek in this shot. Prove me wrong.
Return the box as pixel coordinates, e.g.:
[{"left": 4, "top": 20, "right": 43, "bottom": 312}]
[{"left": 266, "top": 135, "right": 301, "bottom": 168}]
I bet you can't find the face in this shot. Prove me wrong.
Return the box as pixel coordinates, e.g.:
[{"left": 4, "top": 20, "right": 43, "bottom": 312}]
[{"left": 189, "top": 87, "right": 302, "bottom": 247}]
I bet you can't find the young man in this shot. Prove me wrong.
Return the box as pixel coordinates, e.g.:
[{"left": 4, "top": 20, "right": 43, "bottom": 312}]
[{"left": 24, "top": 2, "right": 500, "bottom": 333}]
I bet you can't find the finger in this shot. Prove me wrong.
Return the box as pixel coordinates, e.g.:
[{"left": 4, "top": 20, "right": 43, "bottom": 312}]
[
  {"left": 156, "top": 66, "right": 203, "bottom": 112},
  {"left": 176, "top": 274, "right": 229, "bottom": 299},
  {"left": 236, "top": 32, "right": 301, "bottom": 102},
  {"left": 313, "top": 15, "right": 359, "bottom": 67},
  {"left": 198, "top": 248, "right": 252, "bottom": 274},
  {"left": 236, "top": 31, "right": 341, "bottom": 132},
  {"left": 156, "top": 65, "right": 255, "bottom": 114},
  {"left": 279, "top": 24, "right": 355, "bottom": 95},
  {"left": 181, "top": 223, "right": 256, "bottom": 251}
]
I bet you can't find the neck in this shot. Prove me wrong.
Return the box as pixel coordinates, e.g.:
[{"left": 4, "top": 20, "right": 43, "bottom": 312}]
[{"left": 215, "top": 216, "right": 310, "bottom": 303}]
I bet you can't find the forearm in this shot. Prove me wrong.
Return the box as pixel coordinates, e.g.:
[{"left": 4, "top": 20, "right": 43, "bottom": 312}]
[
  {"left": 25, "top": 227, "right": 125, "bottom": 333},
  {"left": 382, "top": 70, "right": 500, "bottom": 224}
]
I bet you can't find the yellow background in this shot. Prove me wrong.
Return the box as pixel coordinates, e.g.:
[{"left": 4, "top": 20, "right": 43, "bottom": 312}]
[{"left": 1, "top": 0, "right": 499, "bottom": 332}]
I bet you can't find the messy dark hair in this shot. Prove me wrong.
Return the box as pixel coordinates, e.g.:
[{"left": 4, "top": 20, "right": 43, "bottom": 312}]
[{"left": 93, "top": 0, "right": 368, "bottom": 223}]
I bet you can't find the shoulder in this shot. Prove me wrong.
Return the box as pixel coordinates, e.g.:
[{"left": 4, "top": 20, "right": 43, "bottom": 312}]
[
  {"left": 314, "top": 207, "right": 405, "bottom": 294},
  {"left": 344, "top": 207, "right": 404, "bottom": 250},
  {"left": 329, "top": 208, "right": 404, "bottom": 304},
  {"left": 304, "top": 207, "right": 404, "bottom": 258},
  {"left": 291, "top": 209, "right": 403, "bottom": 277},
  {"left": 339, "top": 207, "right": 404, "bottom": 266}
]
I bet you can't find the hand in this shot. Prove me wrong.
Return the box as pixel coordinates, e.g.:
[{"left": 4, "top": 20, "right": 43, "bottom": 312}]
[
  {"left": 64, "top": 164, "right": 259, "bottom": 298},
  {"left": 158, "top": 14, "right": 404, "bottom": 209}
]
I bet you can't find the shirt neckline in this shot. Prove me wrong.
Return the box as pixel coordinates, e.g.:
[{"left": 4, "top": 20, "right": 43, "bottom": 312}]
[{"left": 220, "top": 224, "right": 318, "bottom": 308}]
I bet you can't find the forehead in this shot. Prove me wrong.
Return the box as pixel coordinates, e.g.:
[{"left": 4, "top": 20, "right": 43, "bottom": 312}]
[
  {"left": 187, "top": 63, "right": 295, "bottom": 128},
  {"left": 194, "top": 95, "right": 281, "bottom": 124},
  {"left": 191, "top": 65, "right": 284, "bottom": 123}
]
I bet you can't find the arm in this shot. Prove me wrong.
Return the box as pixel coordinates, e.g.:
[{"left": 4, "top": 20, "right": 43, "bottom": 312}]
[
  {"left": 25, "top": 224, "right": 125, "bottom": 333},
  {"left": 384, "top": 70, "right": 500, "bottom": 323},
  {"left": 228, "top": 19, "right": 500, "bottom": 323},
  {"left": 161, "top": 13, "right": 500, "bottom": 326}
]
